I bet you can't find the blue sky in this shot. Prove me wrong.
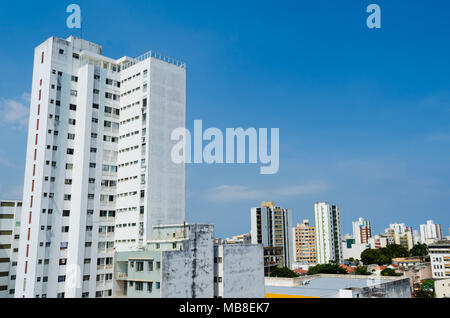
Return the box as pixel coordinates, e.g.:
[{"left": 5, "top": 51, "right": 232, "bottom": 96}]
[{"left": 0, "top": 0, "right": 449, "bottom": 238}]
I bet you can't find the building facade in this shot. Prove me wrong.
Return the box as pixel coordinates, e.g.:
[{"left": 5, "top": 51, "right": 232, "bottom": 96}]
[
  {"left": 314, "top": 202, "right": 343, "bottom": 264},
  {"left": 293, "top": 220, "right": 316, "bottom": 264},
  {"left": 352, "top": 217, "right": 372, "bottom": 244},
  {"left": 114, "top": 224, "right": 264, "bottom": 298},
  {"left": 0, "top": 200, "right": 22, "bottom": 297},
  {"left": 16, "top": 36, "right": 185, "bottom": 298},
  {"left": 435, "top": 278, "right": 450, "bottom": 298},
  {"left": 385, "top": 224, "right": 415, "bottom": 251},
  {"left": 250, "top": 201, "right": 293, "bottom": 270},
  {"left": 428, "top": 240, "right": 450, "bottom": 279},
  {"left": 419, "top": 220, "right": 443, "bottom": 244}
]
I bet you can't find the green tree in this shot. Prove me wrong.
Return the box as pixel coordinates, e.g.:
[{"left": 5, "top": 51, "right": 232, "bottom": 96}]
[
  {"left": 380, "top": 268, "right": 401, "bottom": 277},
  {"left": 354, "top": 266, "right": 371, "bottom": 275},
  {"left": 384, "top": 244, "right": 409, "bottom": 258},
  {"left": 307, "top": 263, "right": 348, "bottom": 275},
  {"left": 361, "top": 248, "right": 384, "bottom": 265},
  {"left": 410, "top": 243, "right": 429, "bottom": 261},
  {"left": 270, "top": 267, "right": 299, "bottom": 278},
  {"left": 415, "top": 280, "right": 435, "bottom": 298}
]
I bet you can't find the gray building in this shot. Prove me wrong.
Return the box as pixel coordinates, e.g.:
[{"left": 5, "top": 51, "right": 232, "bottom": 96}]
[
  {"left": 113, "top": 223, "right": 264, "bottom": 298},
  {"left": 250, "top": 201, "right": 293, "bottom": 272}
]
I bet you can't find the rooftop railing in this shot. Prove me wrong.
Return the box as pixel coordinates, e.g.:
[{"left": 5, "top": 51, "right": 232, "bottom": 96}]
[{"left": 121, "top": 51, "right": 186, "bottom": 70}]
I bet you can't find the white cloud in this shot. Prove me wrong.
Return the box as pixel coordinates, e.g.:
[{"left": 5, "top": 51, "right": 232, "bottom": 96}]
[
  {"left": 205, "top": 185, "right": 265, "bottom": 202},
  {"left": 205, "top": 181, "right": 329, "bottom": 202},
  {"left": 0, "top": 93, "right": 30, "bottom": 129},
  {"left": 275, "top": 181, "right": 329, "bottom": 196}
]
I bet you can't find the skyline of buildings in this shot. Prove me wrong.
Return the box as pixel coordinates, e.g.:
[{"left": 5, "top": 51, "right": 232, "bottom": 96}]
[{"left": 1, "top": 33, "right": 449, "bottom": 299}]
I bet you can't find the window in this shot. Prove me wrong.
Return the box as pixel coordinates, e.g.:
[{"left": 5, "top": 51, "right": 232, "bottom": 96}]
[
  {"left": 69, "top": 104, "right": 77, "bottom": 111},
  {"left": 135, "top": 282, "right": 143, "bottom": 291},
  {"left": 147, "top": 282, "right": 153, "bottom": 292},
  {"left": 70, "top": 90, "right": 77, "bottom": 96},
  {"left": 68, "top": 118, "right": 76, "bottom": 125},
  {"left": 59, "top": 49, "right": 64, "bottom": 54},
  {"left": 72, "top": 53, "right": 79, "bottom": 59},
  {"left": 136, "top": 262, "right": 144, "bottom": 272},
  {"left": 62, "top": 210, "right": 70, "bottom": 217},
  {"left": 66, "top": 148, "right": 74, "bottom": 155},
  {"left": 68, "top": 133, "right": 75, "bottom": 140},
  {"left": 61, "top": 226, "right": 69, "bottom": 233},
  {"left": 58, "top": 275, "right": 66, "bottom": 282},
  {"left": 71, "top": 76, "right": 78, "bottom": 82},
  {"left": 148, "top": 261, "right": 153, "bottom": 271}
]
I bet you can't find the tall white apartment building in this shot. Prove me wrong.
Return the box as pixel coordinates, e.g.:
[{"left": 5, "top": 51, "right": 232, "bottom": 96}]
[
  {"left": 0, "top": 200, "right": 22, "bottom": 297},
  {"left": 16, "top": 36, "right": 186, "bottom": 298},
  {"left": 314, "top": 202, "right": 343, "bottom": 264},
  {"left": 419, "top": 220, "right": 443, "bottom": 244}
]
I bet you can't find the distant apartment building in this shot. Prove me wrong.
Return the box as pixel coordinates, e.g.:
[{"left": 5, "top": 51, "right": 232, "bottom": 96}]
[
  {"left": 113, "top": 224, "right": 264, "bottom": 298},
  {"left": 314, "top": 202, "right": 343, "bottom": 264},
  {"left": 16, "top": 35, "right": 186, "bottom": 298},
  {"left": 385, "top": 224, "right": 415, "bottom": 251},
  {"left": 419, "top": 220, "right": 443, "bottom": 244},
  {"left": 367, "top": 234, "right": 390, "bottom": 249},
  {"left": 342, "top": 238, "right": 369, "bottom": 261},
  {"left": 293, "top": 220, "right": 316, "bottom": 264},
  {"left": 221, "top": 233, "right": 252, "bottom": 245},
  {"left": 392, "top": 257, "right": 432, "bottom": 290},
  {"left": 0, "top": 200, "right": 22, "bottom": 298},
  {"left": 352, "top": 217, "right": 372, "bottom": 244},
  {"left": 428, "top": 240, "right": 450, "bottom": 279},
  {"left": 251, "top": 202, "right": 293, "bottom": 272}
]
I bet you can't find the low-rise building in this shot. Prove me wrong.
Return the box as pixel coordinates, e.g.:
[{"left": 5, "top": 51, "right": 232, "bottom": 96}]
[
  {"left": 0, "top": 200, "right": 22, "bottom": 298},
  {"left": 392, "top": 258, "right": 432, "bottom": 290},
  {"left": 113, "top": 223, "right": 264, "bottom": 298},
  {"left": 264, "top": 274, "right": 412, "bottom": 298},
  {"left": 428, "top": 240, "right": 450, "bottom": 279}
]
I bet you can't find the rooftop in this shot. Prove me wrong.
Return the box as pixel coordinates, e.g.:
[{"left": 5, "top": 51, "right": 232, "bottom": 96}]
[{"left": 265, "top": 274, "right": 407, "bottom": 298}]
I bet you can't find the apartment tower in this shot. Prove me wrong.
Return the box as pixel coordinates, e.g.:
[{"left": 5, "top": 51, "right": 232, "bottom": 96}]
[
  {"left": 352, "top": 217, "right": 372, "bottom": 244},
  {"left": 250, "top": 201, "right": 293, "bottom": 270},
  {"left": 15, "top": 36, "right": 186, "bottom": 298},
  {"left": 292, "top": 220, "right": 316, "bottom": 264},
  {"left": 314, "top": 202, "right": 343, "bottom": 264}
]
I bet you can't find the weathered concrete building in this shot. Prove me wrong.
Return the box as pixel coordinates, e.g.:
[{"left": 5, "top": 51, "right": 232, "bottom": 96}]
[
  {"left": 113, "top": 223, "right": 264, "bottom": 298},
  {"left": 265, "top": 274, "right": 412, "bottom": 298}
]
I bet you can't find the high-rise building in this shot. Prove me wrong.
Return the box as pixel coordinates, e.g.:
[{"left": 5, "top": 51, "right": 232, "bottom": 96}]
[
  {"left": 419, "top": 220, "right": 443, "bottom": 244},
  {"left": 314, "top": 202, "right": 343, "bottom": 264},
  {"left": 250, "top": 201, "right": 293, "bottom": 271},
  {"left": 16, "top": 36, "right": 186, "bottom": 298},
  {"left": 352, "top": 217, "right": 372, "bottom": 244},
  {"left": 0, "top": 200, "right": 22, "bottom": 297},
  {"left": 385, "top": 224, "right": 415, "bottom": 251},
  {"left": 292, "top": 220, "right": 316, "bottom": 264}
]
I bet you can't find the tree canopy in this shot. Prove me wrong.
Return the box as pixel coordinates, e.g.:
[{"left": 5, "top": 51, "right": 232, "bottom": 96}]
[
  {"left": 360, "top": 244, "right": 409, "bottom": 265},
  {"left": 307, "top": 263, "right": 348, "bottom": 275},
  {"left": 270, "top": 267, "right": 299, "bottom": 278}
]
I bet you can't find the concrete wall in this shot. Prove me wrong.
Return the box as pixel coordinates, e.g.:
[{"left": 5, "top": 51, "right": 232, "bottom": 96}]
[
  {"left": 353, "top": 278, "right": 412, "bottom": 298},
  {"left": 221, "top": 244, "right": 264, "bottom": 298},
  {"left": 161, "top": 224, "right": 214, "bottom": 298},
  {"left": 435, "top": 278, "right": 450, "bottom": 298}
]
